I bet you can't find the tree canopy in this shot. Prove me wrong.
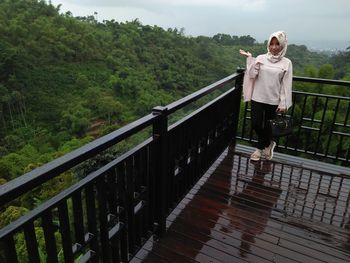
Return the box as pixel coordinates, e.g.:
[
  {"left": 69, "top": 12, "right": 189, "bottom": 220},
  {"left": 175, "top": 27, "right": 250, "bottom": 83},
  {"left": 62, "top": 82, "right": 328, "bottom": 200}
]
[{"left": 0, "top": 0, "right": 349, "bottom": 208}]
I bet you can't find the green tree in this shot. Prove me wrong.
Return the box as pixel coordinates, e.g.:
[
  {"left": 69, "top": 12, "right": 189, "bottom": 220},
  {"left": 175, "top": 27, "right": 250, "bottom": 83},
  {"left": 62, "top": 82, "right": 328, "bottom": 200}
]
[
  {"left": 0, "top": 206, "right": 28, "bottom": 228},
  {"left": 318, "top": 64, "right": 334, "bottom": 79},
  {"left": 97, "top": 96, "right": 123, "bottom": 124}
]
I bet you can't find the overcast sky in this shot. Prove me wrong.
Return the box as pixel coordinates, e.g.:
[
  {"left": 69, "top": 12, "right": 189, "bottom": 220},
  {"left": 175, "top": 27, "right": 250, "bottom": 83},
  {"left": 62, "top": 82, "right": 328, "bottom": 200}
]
[{"left": 50, "top": 0, "right": 350, "bottom": 50}]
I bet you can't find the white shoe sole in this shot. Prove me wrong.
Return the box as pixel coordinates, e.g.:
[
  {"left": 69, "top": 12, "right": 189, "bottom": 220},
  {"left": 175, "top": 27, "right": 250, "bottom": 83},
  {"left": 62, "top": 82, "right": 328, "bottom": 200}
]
[
  {"left": 266, "top": 141, "right": 276, "bottom": 160},
  {"left": 250, "top": 151, "right": 261, "bottom": 161},
  {"left": 250, "top": 156, "right": 260, "bottom": 161}
]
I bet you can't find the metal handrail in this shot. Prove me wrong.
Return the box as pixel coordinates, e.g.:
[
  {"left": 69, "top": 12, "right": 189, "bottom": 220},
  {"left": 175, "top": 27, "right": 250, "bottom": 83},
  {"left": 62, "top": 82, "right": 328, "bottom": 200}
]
[
  {"left": 0, "top": 71, "right": 244, "bottom": 207},
  {"left": 293, "top": 76, "right": 350, "bottom": 86}
]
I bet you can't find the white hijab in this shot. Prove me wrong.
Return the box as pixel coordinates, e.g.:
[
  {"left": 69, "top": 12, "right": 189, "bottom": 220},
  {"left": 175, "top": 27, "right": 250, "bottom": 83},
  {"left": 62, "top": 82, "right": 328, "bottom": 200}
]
[{"left": 266, "top": 31, "right": 288, "bottom": 63}]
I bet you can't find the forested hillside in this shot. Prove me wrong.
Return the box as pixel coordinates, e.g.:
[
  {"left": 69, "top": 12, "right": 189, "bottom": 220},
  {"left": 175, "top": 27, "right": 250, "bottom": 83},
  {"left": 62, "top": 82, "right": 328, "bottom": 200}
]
[
  {"left": 0, "top": 0, "right": 349, "bottom": 207},
  {"left": 1, "top": 1, "right": 349, "bottom": 261}
]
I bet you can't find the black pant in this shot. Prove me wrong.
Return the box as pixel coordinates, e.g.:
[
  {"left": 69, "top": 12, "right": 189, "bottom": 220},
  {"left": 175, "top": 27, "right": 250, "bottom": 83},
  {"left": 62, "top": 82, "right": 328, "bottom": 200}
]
[{"left": 251, "top": 100, "right": 278, "bottom": 150}]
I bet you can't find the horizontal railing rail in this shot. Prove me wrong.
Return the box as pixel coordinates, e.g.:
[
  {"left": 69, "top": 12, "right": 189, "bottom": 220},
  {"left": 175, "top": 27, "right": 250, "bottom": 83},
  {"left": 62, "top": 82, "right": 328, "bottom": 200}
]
[
  {"left": 293, "top": 76, "right": 350, "bottom": 86},
  {"left": 0, "top": 114, "right": 159, "bottom": 207},
  {"left": 0, "top": 70, "right": 244, "bottom": 263},
  {"left": 166, "top": 72, "right": 242, "bottom": 114},
  {"left": 0, "top": 71, "right": 243, "bottom": 208},
  {"left": 237, "top": 76, "right": 350, "bottom": 166},
  {"left": 2, "top": 72, "right": 348, "bottom": 263}
]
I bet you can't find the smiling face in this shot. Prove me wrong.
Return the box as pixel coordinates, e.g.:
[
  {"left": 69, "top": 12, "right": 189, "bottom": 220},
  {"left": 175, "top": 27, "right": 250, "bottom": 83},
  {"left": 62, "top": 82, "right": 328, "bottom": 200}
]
[{"left": 269, "top": 37, "right": 281, "bottom": 56}]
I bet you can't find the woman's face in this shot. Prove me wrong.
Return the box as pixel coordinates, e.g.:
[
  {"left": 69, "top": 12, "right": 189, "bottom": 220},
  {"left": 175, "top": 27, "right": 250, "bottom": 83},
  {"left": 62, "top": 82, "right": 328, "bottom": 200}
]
[{"left": 269, "top": 37, "right": 281, "bottom": 55}]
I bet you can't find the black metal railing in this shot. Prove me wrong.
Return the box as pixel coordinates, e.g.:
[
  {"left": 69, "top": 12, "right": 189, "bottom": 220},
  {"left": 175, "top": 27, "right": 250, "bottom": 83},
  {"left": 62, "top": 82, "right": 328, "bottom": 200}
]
[
  {"left": 237, "top": 76, "right": 350, "bottom": 166},
  {"left": 1, "top": 72, "right": 349, "bottom": 263},
  {"left": 0, "top": 71, "right": 244, "bottom": 263}
]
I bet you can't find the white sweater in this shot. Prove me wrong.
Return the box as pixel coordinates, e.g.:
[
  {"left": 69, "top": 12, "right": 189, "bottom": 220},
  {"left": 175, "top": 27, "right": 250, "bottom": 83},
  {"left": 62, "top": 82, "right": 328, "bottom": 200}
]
[{"left": 244, "top": 54, "right": 293, "bottom": 109}]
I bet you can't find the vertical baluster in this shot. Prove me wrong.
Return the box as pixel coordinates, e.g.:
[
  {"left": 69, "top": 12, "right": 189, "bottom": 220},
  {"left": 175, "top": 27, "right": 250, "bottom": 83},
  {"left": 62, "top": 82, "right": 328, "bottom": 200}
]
[
  {"left": 241, "top": 102, "right": 249, "bottom": 140},
  {"left": 314, "top": 97, "right": 329, "bottom": 156},
  {"left": 318, "top": 175, "right": 326, "bottom": 222},
  {"left": 180, "top": 124, "right": 188, "bottom": 193},
  {"left": 96, "top": 178, "right": 111, "bottom": 263},
  {"left": 2, "top": 235, "right": 19, "bottom": 263},
  {"left": 186, "top": 124, "right": 193, "bottom": 188},
  {"left": 311, "top": 173, "right": 322, "bottom": 220},
  {"left": 182, "top": 123, "right": 188, "bottom": 192},
  {"left": 327, "top": 175, "right": 334, "bottom": 196},
  {"left": 85, "top": 184, "right": 99, "bottom": 263},
  {"left": 58, "top": 200, "right": 74, "bottom": 263},
  {"left": 326, "top": 176, "right": 335, "bottom": 224},
  {"left": 284, "top": 92, "right": 297, "bottom": 149},
  {"left": 248, "top": 104, "right": 254, "bottom": 142},
  {"left": 309, "top": 95, "right": 319, "bottom": 153},
  {"left": 301, "top": 170, "right": 312, "bottom": 218},
  {"left": 272, "top": 162, "right": 280, "bottom": 183},
  {"left": 309, "top": 96, "right": 320, "bottom": 152},
  {"left": 233, "top": 153, "right": 240, "bottom": 193},
  {"left": 133, "top": 153, "right": 141, "bottom": 248},
  {"left": 320, "top": 176, "right": 331, "bottom": 223},
  {"left": 133, "top": 152, "right": 141, "bottom": 200},
  {"left": 311, "top": 96, "right": 318, "bottom": 121},
  {"left": 275, "top": 162, "right": 281, "bottom": 188},
  {"left": 169, "top": 132, "right": 177, "bottom": 207},
  {"left": 336, "top": 177, "right": 343, "bottom": 200},
  {"left": 346, "top": 144, "right": 350, "bottom": 163},
  {"left": 117, "top": 163, "right": 128, "bottom": 262},
  {"left": 342, "top": 100, "right": 350, "bottom": 160},
  {"left": 72, "top": 190, "right": 85, "bottom": 247},
  {"left": 283, "top": 166, "right": 294, "bottom": 212},
  {"left": 295, "top": 95, "right": 308, "bottom": 151},
  {"left": 107, "top": 168, "right": 120, "bottom": 262},
  {"left": 336, "top": 135, "right": 344, "bottom": 160},
  {"left": 341, "top": 187, "right": 350, "bottom": 228},
  {"left": 330, "top": 177, "right": 341, "bottom": 225},
  {"left": 292, "top": 167, "right": 303, "bottom": 215},
  {"left": 126, "top": 157, "right": 135, "bottom": 255},
  {"left": 190, "top": 145, "right": 198, "bottom": 185},
  {"left": 139, "top": 147, "right": 149, "bottom": 239},
  {"left": 24, "top": 221, "right": 40, "bottom": 263},
  {"left": 288, "top": 166, "right": 293, "bottom": 187},
  {"left": 325, "top": 98, "right": 340, "bottom": 158},
  {"left": 231, "top": 84, "right": 241, "bottom": 147},
  {"left": 174, "top": 130, "right": 181, "bottom": 202},
  {"left": 297, "top": 167, "right": 303, "bottom": 189},
  {"left": 194, "top": 120, "right": 202, "bottom": 182},
  {"left": 243, "top": 152, "right": 249, "bottom": 176},
  {"left": 147, "top": 142, "right": 156, "bottom": 229},
  {"left": 109, "top": 220, "right": 121, "bottom": 263},
  {"left": 344, "top": 101, "right": 350, "bottom": 126},
  {"left": 107, "top": 169, "right": 118, "bottom": 216},
  {"left": 42, "top": 211, "right": 59, "bottom": 263}
]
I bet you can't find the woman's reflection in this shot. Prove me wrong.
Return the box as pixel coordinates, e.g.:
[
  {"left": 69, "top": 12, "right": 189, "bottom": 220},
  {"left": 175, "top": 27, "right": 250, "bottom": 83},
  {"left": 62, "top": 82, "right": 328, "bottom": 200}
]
[
  {"left": 140, "top": 146, "right": 282, "bottom": 262},
  {"left": 227, "top": 158, "right": 282, "bottom": 257}
]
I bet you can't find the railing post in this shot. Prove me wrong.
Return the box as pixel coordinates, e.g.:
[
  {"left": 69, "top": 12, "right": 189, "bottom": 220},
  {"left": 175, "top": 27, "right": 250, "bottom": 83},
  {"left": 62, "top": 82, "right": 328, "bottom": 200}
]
[
  {"left": 232, "top": 68, "right": 244, "bottom": 147},
  {"left": 152, "top": 106, "right": 168, "bottom": 237}
]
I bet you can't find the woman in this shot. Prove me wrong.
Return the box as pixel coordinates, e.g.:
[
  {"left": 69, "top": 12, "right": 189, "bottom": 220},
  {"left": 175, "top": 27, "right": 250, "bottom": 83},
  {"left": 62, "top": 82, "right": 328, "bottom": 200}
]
[{"left": 239, "top": 31, "right": 293, "bottom": 161}]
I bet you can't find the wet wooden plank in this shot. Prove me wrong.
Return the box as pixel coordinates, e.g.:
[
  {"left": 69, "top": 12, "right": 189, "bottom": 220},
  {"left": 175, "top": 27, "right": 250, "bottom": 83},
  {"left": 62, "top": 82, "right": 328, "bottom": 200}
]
[
  {"left": 170, "top": 197, "right": 344, "bottom": 263},
  {"left": 135, "top": 149, "right": 350, "bottom": 263}
]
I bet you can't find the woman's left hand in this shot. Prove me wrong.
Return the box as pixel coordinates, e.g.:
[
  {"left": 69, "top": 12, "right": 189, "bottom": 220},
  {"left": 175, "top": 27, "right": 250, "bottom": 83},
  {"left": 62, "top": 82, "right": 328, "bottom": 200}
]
[
  {"left": 276, "top": 107, "right": 286, "bottom": 113},
  {"left": 239, "top": 49, "right": 252, "bottom": 57}
]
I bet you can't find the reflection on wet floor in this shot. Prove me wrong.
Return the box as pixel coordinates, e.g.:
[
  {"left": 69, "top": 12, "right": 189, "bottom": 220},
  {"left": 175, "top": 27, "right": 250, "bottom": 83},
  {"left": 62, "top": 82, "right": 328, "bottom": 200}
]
[{"left": 133, "top": 146, "right": 350, "bottom": 263}]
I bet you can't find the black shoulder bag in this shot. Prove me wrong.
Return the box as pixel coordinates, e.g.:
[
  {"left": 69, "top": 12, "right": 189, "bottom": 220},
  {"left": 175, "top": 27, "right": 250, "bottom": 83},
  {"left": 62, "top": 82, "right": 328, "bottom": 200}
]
[{"left": 268, "top": 113, "right": 293, "bottom": 137}]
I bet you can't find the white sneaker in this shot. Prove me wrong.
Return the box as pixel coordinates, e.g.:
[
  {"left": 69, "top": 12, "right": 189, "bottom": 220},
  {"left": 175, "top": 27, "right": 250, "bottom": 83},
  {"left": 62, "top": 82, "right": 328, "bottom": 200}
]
[
  {"left": 250, "top": 149, "right": 262, "bottom": 161},
  {"left": 264, "top": 141, "right": 276, "bottom": 160}
]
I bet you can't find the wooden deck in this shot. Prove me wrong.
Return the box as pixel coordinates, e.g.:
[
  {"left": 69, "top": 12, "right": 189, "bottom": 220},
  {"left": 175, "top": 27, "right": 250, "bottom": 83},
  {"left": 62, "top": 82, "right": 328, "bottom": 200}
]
[{"left": 131, "top": 145, "right": 350, "bottom": 263}]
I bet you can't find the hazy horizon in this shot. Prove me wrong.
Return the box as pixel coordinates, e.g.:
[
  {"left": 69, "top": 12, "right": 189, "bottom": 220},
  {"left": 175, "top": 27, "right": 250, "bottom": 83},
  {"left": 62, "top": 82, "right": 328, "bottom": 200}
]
[{"left": 50, "top": 0, "right": 350, "bottom": 51}]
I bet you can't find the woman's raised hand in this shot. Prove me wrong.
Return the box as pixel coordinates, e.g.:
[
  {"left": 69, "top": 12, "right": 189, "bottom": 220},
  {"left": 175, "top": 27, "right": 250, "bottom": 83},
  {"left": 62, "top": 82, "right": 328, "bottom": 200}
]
[{"left": 239, "top": 49, "right": 252, "bottom": 57}]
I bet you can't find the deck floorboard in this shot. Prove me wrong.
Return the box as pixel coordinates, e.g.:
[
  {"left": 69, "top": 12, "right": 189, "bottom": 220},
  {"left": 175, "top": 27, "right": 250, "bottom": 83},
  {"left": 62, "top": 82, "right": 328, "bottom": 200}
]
[{"left": 133, "top": 146, "right": 350, "bottom": 263}]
